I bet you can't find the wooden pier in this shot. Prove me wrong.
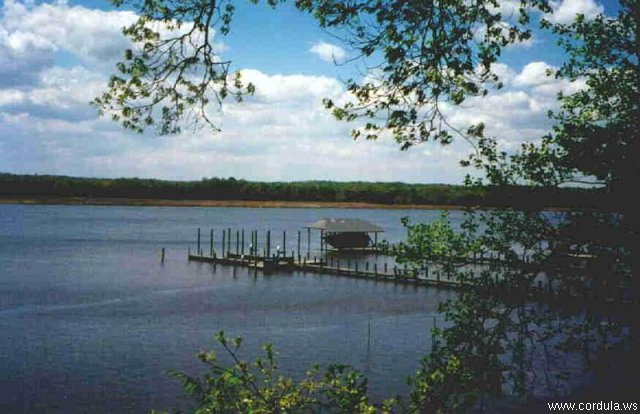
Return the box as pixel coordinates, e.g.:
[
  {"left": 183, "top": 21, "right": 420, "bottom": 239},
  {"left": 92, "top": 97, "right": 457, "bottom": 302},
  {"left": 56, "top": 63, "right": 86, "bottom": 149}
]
[
  {"left": 185, "top": 226, "right": 517, "bottom": 290},
  {"left": 187, "top": 251, "right": 463, "bottom": 289},
  {"left": 184, "top": 227, "right": 635, "bottom": 303}
]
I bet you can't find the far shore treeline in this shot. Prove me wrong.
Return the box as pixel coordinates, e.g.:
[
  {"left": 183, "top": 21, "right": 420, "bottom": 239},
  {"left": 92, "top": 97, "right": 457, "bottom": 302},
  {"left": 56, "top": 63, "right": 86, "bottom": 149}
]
[{"left": 0, "top": 173, "right": 614, "bottom": 209}]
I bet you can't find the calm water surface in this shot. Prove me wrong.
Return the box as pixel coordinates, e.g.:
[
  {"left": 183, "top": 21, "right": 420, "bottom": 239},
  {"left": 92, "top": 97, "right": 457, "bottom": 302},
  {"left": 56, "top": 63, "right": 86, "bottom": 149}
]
[{"left": 0, "top": 205, "right": 461, "bottom": 413}]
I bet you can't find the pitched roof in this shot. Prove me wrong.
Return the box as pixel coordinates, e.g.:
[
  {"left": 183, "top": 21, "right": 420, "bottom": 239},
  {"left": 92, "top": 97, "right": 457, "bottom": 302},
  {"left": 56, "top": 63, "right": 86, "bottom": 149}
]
[{"left": 304, "top": 218, "right": 384, "bottom": 233}]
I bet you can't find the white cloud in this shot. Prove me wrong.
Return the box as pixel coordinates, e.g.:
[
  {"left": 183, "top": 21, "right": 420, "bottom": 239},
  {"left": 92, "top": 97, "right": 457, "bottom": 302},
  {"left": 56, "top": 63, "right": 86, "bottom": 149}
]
[
  {"left": 309, "top": 41, "right": 347, "bottom": 63},
  {"left": 0, "top": 1, "right": 585, "bottom": 185},
  {"left": 0, "top": 89, "right": 25, "bottom": 106},
  {"left": 546, "top": 0, "right": 604, "bottom": 24},
  {"left": 513, "top": 61, "right": 557, "bottom": 86},
  {"left": 239, "top": 69, "right": 344, "bottom": 104},
  {"left": 1, "top": 0, "right": 137, "bottom": 66},
  {"left": 0, "top": 0, "right": 225, "bottom": 81}
]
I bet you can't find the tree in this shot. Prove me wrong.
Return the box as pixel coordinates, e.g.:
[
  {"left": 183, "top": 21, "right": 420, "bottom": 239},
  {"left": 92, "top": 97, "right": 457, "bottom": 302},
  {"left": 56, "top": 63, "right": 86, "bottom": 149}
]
[
  {"left": 93, "top": 0, "right": 269, "bottom": 134},
  {"left": 97, "top": 0, "right": 638, "bottom": 411},
  {"left": 95, "top": 0, "right": 551, "bottom": 142},
  {"left": 392, "top": 2, "right": 638, "bottom": 409}
]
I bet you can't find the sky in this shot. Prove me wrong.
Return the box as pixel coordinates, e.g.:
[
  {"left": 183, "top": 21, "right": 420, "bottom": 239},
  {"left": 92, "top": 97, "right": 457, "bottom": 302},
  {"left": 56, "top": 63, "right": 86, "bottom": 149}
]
[{"left": 0, "top": 0, "right": 617, "bottom": 183}]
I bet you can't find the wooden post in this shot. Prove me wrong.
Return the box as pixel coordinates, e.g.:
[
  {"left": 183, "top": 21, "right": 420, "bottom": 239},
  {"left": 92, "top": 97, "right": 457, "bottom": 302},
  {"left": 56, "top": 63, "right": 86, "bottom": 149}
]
[
  {"left": 227, "top": 228, "right": 231, "bottom": 256},
  {"left": 266, "top": 230, "right": 271, "bottom": 258},
  {"left": 320, "top": 229, "right": 324, "bottom": 252},
  {"left": 197, "top": 228, "right": 201, "bottom": 255},
  {"left": 384, "top": 263, "right": 388, "bottom": 273},
  {"left": 355, "top": 262, "right": 359, "bottom": 274},
  {"left": 374, "top": 263, "right": 377, "bottom": 276},
  {"left": 253, "top": 231, "right": 258, "bottom": 265},
  {"left": 236, "top": 230, "right": 240, "bottom": 254},
  {"left": 210, "top": 229, "right": 213, "bottom": 257},
  {"left": 222, "top": 230, "right": 226, "bottom": 258},
  {"left": 297, "top": 231, "right": 301, "bottom": 260},
  {"left": 241, "top": 229, "right": 245, "bottom": 255},
  {"left": 365, "top": 261, "right": 369, "bottom": 271},
  {"left": 161, "top": 248, "right": 165, "bottom": 263},
  {"left": 307, "top": 227, "right": 311, "bottom": 259},
  {"left": 254, "top": 232, "right": 258, "bottom": 275},
  {"left": 283, "top": 231, "right": 286, "bottom": 256},
  {"left": 374, "top": 232, "right": 378, "bottom": 247}
]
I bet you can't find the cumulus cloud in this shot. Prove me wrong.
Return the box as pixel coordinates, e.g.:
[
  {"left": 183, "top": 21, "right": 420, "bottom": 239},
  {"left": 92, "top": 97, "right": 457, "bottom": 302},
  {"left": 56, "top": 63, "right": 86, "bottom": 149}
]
[
  {"left": 0, "top": 0, "right": 225, "bottom": 82},
  {"left": 0, "top": 1, "right": 584, "bottom": 184},
  {"left": 0, "top": 66, "right": 104, "bottom": 121},
  {"left": 440, "top": 61, "right": 587, "bottom": 154},
  {"left": 546, "top": 0, "right": 604, "bottom": 24},
  {"left": 512, "top": 61, "right": 557, "bottom": 86},
  {"left": 0, "top": 0, "right": 136, "bottom": 84},
  {"left": 310, "top": 41, "right": 347, "bottom": 63},
  {"left": 0, "top": 63, "right": 472, "bottom": 183}
]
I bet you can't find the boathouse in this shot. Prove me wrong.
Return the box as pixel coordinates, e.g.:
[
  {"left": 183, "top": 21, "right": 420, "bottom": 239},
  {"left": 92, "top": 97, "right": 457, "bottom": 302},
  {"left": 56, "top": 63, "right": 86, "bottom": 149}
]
[{"left": 304, "top": 218, "right": 384, "bottom": 249}]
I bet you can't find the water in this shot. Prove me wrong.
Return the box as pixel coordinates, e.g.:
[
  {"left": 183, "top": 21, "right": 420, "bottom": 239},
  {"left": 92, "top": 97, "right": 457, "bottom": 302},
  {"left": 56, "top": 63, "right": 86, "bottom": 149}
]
[{"left": 0, "top": 204, "right": 461, "bottom": 413}]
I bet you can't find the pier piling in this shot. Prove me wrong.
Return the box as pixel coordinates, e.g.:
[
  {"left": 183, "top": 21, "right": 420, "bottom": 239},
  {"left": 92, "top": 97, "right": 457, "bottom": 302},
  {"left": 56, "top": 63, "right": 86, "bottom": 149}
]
[
  {"left": 267, "top": 230, "right": 271, "bottom": 258},
  {"left": 222, "top": 231, "right": 226, "bottom": 259}
]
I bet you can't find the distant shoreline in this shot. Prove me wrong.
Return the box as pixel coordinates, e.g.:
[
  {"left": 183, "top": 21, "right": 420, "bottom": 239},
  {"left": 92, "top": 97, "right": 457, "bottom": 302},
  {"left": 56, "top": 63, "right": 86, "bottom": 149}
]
[{"left": 0, "top": 196, "right": 468, "bottom": 210}]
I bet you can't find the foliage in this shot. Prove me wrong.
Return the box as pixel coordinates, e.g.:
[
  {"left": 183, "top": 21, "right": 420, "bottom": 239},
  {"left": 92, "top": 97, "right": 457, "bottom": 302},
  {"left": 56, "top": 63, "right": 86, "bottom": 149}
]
[
  {"left": 92, "top": 0, "right": 273, "bottom": 134},
  {"left": 543, "top": 0, "right": 639, "bottom": 192},
  {"left": 90, "top": 0, "right": 639, "bottom": 412},
  {"left": 152, "top": 331, "right": 397, "bottom": 414},
  {"left": 389, "top": 3, "right": 639, "bottom": 410},
  {"left": 395, "top": 206, "right": 632, "bottom": 410},
  {"left": 297, "top": 0, "right": 550, "bottom": 148},
  {"left": 95, "top": 0, "right": 555, "bottom": 144}
]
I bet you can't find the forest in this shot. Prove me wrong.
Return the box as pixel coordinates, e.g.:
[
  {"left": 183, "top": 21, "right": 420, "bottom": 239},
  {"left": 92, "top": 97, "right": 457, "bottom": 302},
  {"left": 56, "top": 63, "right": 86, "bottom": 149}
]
[{"left": 0, "top": 172, "right": 611, "bottom": 209}]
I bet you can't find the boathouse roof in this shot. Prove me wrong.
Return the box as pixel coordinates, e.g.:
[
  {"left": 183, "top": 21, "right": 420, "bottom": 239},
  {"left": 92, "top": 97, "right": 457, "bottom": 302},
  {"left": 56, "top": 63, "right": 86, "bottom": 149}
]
[{"left": 304, "top": 218, "right": 384, "bottom": 233}]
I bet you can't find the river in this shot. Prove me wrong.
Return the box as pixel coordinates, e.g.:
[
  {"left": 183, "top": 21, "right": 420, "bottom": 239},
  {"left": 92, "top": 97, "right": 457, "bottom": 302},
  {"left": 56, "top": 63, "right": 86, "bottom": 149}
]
[{"left": 0, "top": 204, "right": 461, "bottom": 413}]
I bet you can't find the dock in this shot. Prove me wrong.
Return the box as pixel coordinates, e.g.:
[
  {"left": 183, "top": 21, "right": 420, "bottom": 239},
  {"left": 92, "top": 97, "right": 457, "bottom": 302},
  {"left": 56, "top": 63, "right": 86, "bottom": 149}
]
[
  {"left": 182, "top": 226, "right": 635, "bottom": 303},
  {"left": 187, "top": 252, "right": 463, "bottom": 289}
]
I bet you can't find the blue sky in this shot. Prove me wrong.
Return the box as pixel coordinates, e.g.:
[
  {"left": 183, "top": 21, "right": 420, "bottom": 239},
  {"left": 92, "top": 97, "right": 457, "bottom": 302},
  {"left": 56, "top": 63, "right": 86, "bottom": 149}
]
[{"left": 0, "top": 0, "right": 616, "bottom": 183}]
